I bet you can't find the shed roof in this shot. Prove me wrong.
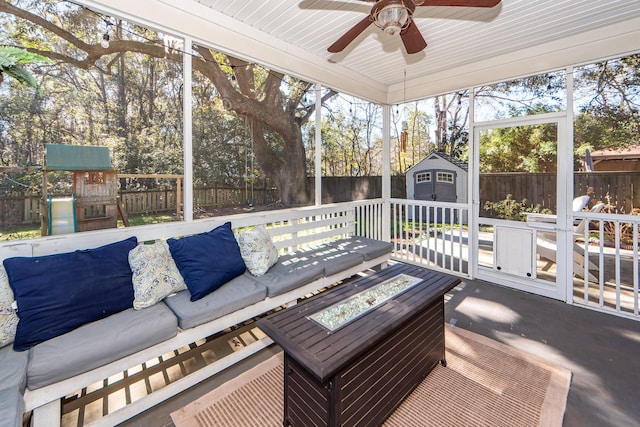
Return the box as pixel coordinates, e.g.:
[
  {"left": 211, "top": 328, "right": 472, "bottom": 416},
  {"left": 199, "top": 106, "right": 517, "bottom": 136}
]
[
  {"left": 45, "top": 144, "right": 113, "bottom": 171},
  {"left": 407, "top": 150, "right": 469, "bottom": 174}
]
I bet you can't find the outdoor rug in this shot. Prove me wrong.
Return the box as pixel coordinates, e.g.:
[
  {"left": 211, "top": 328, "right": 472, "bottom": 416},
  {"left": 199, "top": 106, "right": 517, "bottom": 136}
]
[{"left": 171, "top": 327, "right": 571, "bottom": 427}]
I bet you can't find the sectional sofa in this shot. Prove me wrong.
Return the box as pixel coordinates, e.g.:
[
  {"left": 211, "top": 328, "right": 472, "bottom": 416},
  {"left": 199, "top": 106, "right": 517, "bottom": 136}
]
[{"left": 0, "top": 201, "right": 392, "bottom": 427}]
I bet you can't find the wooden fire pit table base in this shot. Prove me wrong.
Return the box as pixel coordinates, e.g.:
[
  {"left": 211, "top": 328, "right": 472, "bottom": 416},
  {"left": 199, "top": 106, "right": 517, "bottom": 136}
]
[{"left": 258, "top": 263, "right": 461, "bottom": 427}]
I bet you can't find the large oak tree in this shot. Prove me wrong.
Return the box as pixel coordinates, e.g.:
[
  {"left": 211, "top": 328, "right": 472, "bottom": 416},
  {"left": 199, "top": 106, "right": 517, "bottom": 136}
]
[{"left": 0, "top": 0, "right": 335, "bottom": 205}]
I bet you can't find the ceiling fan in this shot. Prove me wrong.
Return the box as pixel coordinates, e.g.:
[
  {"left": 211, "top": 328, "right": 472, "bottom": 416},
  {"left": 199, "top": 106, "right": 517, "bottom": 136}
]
[{"left": 326, "top": 0, "right": 502, "bottom": 54}]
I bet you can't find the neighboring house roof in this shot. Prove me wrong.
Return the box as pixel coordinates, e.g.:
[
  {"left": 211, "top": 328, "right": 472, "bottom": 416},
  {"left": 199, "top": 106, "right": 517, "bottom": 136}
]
[
  {"left": 407, "top": 150, "right": 468, "bottom": 174},
  {"left": 589, "top": 145, "right": 640, "bottom": 161},
  {"left": 45, "top": 144, "right": 113, "bottom": 171}
]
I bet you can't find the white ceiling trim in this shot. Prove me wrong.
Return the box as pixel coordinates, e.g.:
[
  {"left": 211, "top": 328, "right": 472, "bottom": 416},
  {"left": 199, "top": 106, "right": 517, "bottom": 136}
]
[
  {"left": 80, "top": 0, "right": 388, "bottom": 102},
  {"left": 79, "top": 0, "right": 640, "bottom": 105},
  {"left": 387, "top": 16, "right": 640, "bottom": 104}
]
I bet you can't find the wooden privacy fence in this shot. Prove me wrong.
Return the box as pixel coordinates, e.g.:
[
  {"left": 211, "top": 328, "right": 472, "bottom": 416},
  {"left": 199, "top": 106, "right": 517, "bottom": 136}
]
[
  {"left": 0, "top": 186, "right": 280, "bottom": 226},
  {"left": 481, "top": 172, "right": 640, "bottom": 215},
  {"left": 307, "top": 176, "right": 406, "bottom": 203},
  {"left": 0, "top": 195, "right": 40, "bottom": 227},
  {"left": 121, "top": 186, "right": 281, "bottom": 216},
  {"left": 3, "top": 173, "right": 639, "bottom": 226}
]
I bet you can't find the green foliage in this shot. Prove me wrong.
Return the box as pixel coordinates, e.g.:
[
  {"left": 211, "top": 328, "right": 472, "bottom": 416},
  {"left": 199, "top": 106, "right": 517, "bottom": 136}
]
[
  {"left": 0, "top": 46, "right": 50, "bottom": 89},
  {"left": 475, "top": 72, "right": 566, "bottom": 121},
  {"left": 0, "top": 0, "right": 638, "bottom": 211},
  {"left": 391, "top": 102, "right": 434, "bottom": 173},
  {"left": 0, "top": 0, "right": 325, "bottom": 205},
  {"left": 574, "top": 54, "right": 640, "bottom": 152},
  {"left": 479, "top": 123, "right": 558, "bottom": 173},
  {"left": 318, "top": 100, "right": 383, "bottom": 177},
  {"left": 484, "top": 194, "right": 552, "bottom": 222}
]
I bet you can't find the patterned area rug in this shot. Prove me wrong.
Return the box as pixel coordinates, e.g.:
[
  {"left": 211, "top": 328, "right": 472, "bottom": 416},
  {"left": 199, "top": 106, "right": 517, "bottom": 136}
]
[{"left": 171, "top": 327, "right": 571, "bottom": 427}]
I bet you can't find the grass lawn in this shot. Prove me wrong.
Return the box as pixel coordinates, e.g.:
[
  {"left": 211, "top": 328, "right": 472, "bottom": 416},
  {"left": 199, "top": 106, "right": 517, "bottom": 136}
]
[
  {"left": 0, "top": 224, "right": 41, "bottom": 241},
  {"left": 0, "top": 213, "right": 178, "bottom": 242}
]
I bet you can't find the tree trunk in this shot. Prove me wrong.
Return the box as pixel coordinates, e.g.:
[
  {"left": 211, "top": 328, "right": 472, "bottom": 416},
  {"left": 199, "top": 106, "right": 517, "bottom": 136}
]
[{"left": 249, "top": 119, "right": 308, "bottom": 205}]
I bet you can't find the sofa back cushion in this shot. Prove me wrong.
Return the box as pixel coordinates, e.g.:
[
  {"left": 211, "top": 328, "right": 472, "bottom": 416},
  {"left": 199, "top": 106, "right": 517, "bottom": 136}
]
[
  {"left": 129, "top": 240, "right": 187, "bottom": 309},
  {"left": 0, "top": 266, "right": 18, "bottom": 348},
  {"left": 3, "top": 237, "right": 137, "bottom": 351},
  {"left": 237, "top": 225, "right": 279, "bottom": 276},
  {"left": 168, "top": 222, "right": 246, "bottom": 301}
]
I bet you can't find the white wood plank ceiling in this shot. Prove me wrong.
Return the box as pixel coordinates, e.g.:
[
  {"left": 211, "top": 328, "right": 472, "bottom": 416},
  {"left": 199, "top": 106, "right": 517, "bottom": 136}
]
[{"left": 90, "top": 0, "right": 640, "bottom": 103}]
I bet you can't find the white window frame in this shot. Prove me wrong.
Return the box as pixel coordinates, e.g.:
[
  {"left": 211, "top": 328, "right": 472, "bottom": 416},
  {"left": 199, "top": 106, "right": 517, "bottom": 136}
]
[
  {"left": 415, "top": 172, "right": 431, "bottom": 183},
  {"left": 436, "top": 171, "right": 454, "bottom": 183}
]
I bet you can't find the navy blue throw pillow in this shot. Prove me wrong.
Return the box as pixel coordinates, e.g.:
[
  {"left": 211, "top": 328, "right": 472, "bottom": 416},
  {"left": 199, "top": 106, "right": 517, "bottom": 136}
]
[
  {"left": 4, "top": 237, "right": 137, "bottom": 351},
  {"left": 168, "top": 222, "right": 246, "bottom": 301}
]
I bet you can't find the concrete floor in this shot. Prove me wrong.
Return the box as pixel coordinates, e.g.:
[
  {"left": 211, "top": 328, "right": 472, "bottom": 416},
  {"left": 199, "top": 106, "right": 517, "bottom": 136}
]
[{"left": 120, "top": 278, "right": 640, "bottom": 427}]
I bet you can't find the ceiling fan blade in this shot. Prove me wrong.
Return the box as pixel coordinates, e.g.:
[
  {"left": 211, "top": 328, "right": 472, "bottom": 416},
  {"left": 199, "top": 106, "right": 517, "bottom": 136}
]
[
  {"left": 417, "top": 0, "right": 501, "bottom": 6},
  {"left": 328, "top": 16, "right": 373, "bottom": 53},
  {"left": 400, "top": 21, "right": 427, "bottom": 54}
]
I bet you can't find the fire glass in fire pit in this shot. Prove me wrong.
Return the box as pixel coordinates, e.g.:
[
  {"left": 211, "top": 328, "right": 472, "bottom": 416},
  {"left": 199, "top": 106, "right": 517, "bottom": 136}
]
[{"left": 308, "top": 274, "right": 422, "bottom": 331}]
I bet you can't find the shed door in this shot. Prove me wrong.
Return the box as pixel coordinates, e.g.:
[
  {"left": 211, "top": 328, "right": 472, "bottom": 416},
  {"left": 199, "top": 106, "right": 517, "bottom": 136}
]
[
  {"left": 433, "top": 170, "right": 457, "bottom": 202},
  {"left": 414, "top": 169, "right": 457, "bottom": 202},
  {"left": 413, "top": 170, "right": 433, "bottom": 200}
]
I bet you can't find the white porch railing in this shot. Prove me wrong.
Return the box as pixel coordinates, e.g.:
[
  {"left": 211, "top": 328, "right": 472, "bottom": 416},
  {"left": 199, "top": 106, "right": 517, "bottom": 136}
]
[
  {"left": 572, "top": 210, "right": 640, "bottom": 319},
  {"left": 4, "top": 197, "right": 634, "bottom": 321},
  {"left": 353, "top": 199, "right": 385, "bottom": 241},
  {"left": 388, "top": 199, "right": 470, "bottom": 278},
  {"left": 381, "top": 198, "right": 639, "bottom": 321}
]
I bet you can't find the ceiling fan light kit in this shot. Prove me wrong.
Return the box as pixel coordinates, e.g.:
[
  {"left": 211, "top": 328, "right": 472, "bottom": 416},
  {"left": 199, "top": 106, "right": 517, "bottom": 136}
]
[
  {"left": 372, "top": 0, "right": 415, "bottom": 36},
  {"left": 325, "top": 0, "right": 501, "bottom": 55}
]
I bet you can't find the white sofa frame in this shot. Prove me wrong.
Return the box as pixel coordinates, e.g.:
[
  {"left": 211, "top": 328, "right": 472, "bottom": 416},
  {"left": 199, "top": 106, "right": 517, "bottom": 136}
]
[{"left": 0, "top": 200, "right": 389, "bottom": 427}]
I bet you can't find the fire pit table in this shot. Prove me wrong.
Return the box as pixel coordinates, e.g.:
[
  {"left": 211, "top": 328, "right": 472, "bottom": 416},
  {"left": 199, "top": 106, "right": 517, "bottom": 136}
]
[{"left": 257, "top": 263, "right": 461, "bottom": 427}]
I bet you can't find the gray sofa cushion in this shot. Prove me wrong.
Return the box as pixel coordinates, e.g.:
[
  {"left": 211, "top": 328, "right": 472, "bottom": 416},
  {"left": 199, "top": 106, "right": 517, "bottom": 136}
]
[
  {"left": 253, "top": 252, "right": 325, "bottom": 297},
  {"left": 163, "top": 273, "right": 267, "bottom": 330},
  {"left": 0, "top": 388, "right": 24, "bottom": 427},
  {"left": 307, "top": 246, "right": 364, "bottom": 276},
  {"left": 27, "top": 303, "right": 178, "bottom": 390},
  {"left": 328, "top": 237, "right": 393, "bottom": 261},
  {"left": 0, "top": 345, "right": 29, "bottom": 392}
]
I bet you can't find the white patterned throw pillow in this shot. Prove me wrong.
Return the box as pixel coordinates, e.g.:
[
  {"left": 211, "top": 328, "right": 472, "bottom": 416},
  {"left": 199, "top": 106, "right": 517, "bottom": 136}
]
[
  {"left": 128, "top": 241, "right": 187, "bottom": 309},
  {"left": 237, "top": 225, "right": 279, "bottom": 276},
  {"left": 0, "top": 265, "right": 19, "bottom": 348}
]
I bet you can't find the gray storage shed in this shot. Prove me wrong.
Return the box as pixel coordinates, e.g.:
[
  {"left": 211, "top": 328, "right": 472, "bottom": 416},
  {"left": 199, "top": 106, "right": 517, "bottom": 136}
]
[{"left": 406, "top": 151, "right": 468, "bottom": 223}]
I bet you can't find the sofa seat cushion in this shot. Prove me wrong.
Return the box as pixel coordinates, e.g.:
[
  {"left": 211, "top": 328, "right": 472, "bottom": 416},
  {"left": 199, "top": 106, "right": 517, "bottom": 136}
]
[
  {"left": 328, "top": 237, "right": 393, "bottom": 261},
  {"left": 163, "top": 273, "right": 267, "bottom": 330},
  {"left": 0, "top": 388, "right": 24, "bottom": 427},
  {"left": 253, "top": 252, "right": 325, "bottom": 297},
  {"left": 307, "top": 246, "right": 365, "bottom": 276},
  {"left": 0, "top": 345, "right": 29, "bottom": 392},
  {"left": 27, "top": 303, "right": 178, "bottom": 390}
]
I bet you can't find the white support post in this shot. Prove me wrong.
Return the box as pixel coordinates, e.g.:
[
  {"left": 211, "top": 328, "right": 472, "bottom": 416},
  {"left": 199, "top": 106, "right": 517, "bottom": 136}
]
[
  {"left": 468, "top": 88, "right": 477, "bottom": 279},
  {"left": 182, "top": 37, "right": 194, "bottom": 222},
  {"left": 315, "top": 83, "right": 323, "bottom": 207},
  {"left": 382, "top": 104, "right": 391, "bottom": 242},
  {"left": 562, "top": 66, "right": 576, "bottom": 303}
]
